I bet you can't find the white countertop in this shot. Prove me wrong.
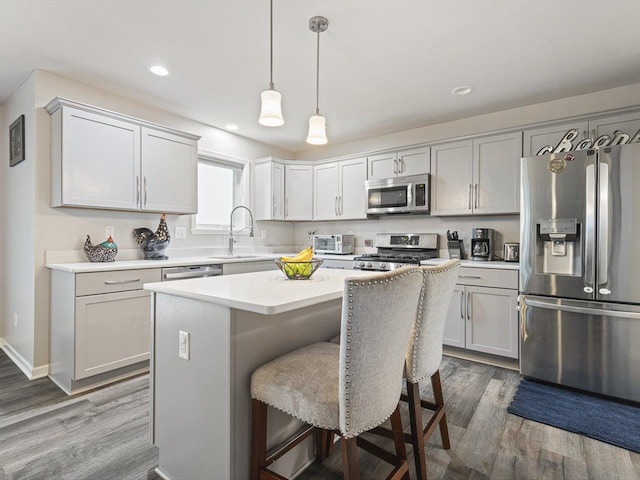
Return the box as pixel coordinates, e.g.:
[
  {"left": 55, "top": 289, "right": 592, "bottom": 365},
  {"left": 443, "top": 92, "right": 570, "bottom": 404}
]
[
  {"left": 46, "top": 255, "right": 280, "bottom": 273},
  {"left": 46, "top": 253, "right": 361, "bottom": 273},
  {"left": 144, "top": 268, "right": 376, "bottom": 315},
  {"left": 421, "top": 258, "right": 519, "bottom": 270}
]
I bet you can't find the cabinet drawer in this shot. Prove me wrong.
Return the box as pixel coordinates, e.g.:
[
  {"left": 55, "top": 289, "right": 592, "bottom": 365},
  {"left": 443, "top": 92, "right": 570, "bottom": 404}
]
[
  {"left": 456, "top": 267, "right": 517, "bottom": 289},
  {"left": 76, "top": 268, "right": 161, "bottom": 296}
]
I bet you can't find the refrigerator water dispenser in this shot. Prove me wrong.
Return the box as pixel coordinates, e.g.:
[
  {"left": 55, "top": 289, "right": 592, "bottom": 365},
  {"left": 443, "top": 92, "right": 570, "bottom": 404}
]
[{"left": 537, "top": 218, "right": 581, "bottom": 276}]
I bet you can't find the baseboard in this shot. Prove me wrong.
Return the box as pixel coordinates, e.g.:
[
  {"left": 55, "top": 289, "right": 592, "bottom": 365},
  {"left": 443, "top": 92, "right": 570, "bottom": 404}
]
[{"left": 0, "top": 337, "right": 49, "bottom": 380}]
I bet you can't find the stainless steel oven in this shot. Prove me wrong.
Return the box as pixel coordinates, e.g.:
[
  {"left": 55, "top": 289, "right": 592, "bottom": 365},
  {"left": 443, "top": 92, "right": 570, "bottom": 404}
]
[{"left": 366, "top": 174, "right": 430, "bottom": 215}]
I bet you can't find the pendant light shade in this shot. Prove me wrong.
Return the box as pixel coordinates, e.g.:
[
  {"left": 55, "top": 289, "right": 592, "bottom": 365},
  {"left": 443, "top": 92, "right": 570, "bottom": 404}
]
[
  {"left": 306, "top": 114, "right": 327, "bottom": 145},
  {"left": 306, "top": 16, "right": 329, "bottom": 145},
  {"left": 258, "top": 0, "right": 284, "bottom": 127},
  {"left": 259, "top": 87, "right": 284, "bottom": 126}
]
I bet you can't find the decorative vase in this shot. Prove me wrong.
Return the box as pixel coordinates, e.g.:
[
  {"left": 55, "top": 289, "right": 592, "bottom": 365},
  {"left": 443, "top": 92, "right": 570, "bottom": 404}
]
[
  {"left": 133, "top": 213, "right": 171, "bottom": 260},
  {"left": 84, "top": 235, "right": 118, "bottom": 262}
]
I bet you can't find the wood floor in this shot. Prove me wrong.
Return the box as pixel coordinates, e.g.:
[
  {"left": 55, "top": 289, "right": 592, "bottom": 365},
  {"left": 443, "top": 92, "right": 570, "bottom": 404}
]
[{"left": 1, "top": 349, "right": 639, "bottom": 480}]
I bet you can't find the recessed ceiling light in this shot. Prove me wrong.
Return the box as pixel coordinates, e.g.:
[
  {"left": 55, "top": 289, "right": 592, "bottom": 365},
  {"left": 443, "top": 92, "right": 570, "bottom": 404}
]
[
  {"left": 150, "top": 65, "right": 169, "bottom": 77},
  {"left": 225, "top": 124, "right": 239, "bottom": 131},
  {"left": 451, "top": 85, "right": 475, "bottom": 96}
]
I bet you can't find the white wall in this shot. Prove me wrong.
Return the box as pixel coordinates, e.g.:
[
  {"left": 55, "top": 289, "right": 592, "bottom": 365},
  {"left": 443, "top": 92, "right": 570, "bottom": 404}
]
[
  {"left": 295, "top": 83, "right": 640, "bottom": 161},
  {"left": 1, "top": 75, "right": 37, "bottom": 371},
  {"left": 2, "top": 70, "right": 295, "bottom": 374},
  {"left": 293, "top": 82, "right": 640, "bottom": 255}
]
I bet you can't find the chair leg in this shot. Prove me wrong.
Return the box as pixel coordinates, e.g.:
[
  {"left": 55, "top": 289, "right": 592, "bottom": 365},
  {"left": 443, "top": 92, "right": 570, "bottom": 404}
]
[
  {"left": 250, "top": 399, "right": 268, "bottom": 480},
  {"left": 315, "top": 428, "right": 331, "bottom": 462},
  {"left": 341, "top": 436, "right": 360, "bottom": 480},
  {"left": 431, "top": 370, "right": 450, "bottom": 450},
  {"left": 389, "top": 406, "right": 410, "bottom": 480},
  {"left": 407, "top": 380, "right": 428, "bottom": 480}
]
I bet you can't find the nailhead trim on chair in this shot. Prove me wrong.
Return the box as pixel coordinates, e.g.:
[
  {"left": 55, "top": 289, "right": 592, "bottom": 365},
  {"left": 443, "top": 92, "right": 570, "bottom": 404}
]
[
  {"left": 409, "top": 260, "right": 460, "bottom": 383},
  {"left": 342, "top": 268, "right": 416, "bottom": 438}
]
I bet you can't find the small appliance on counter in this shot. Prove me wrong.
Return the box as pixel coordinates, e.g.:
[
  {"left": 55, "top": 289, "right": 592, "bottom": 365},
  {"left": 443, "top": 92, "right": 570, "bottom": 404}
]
[
  {"left": 446, "top": 230, "right": 464, "bottom": 259},
  {"left": 352, "top": 233, "right": 438, "bottom": 271},
  {"left": 503, "top": 242, "right": 519, "bottom": 262},
  {"left": 313, "top": 234, "right": 355, "bottom": 254},
  {"left": 470, "top": 228, "right": 493, "bottom": 261}
]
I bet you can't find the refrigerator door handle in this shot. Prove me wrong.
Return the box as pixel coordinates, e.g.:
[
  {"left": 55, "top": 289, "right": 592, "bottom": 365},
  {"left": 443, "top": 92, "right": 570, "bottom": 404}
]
[
  {"left": 598, "top": 162, "right": 609, "bottom": 286},
  {"left": 584, "top": 164, "right": 596, "bottom": 290},
  {"left": 524, "top": 298, "right": 640, "bottom": 319}
]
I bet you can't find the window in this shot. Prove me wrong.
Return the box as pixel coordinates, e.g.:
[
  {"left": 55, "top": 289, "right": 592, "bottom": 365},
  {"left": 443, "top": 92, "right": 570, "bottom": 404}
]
[{"left": 193, "top": 155, "right": 248, "bottom": 233}]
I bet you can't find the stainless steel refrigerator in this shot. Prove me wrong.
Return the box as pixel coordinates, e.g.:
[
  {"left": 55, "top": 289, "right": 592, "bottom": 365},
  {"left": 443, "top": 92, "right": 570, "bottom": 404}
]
[{"left": 520, "top": 143, "right": 640, "bottom": 403}]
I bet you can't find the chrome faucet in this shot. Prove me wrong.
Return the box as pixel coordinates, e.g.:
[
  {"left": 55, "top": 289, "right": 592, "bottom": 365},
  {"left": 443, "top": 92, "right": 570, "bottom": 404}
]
[{"left": 229, "top": 205, "right": 255, "bottom": 256}]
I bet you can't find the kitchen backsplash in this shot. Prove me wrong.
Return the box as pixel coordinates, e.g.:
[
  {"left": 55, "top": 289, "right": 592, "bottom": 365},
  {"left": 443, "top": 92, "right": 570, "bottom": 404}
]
[{"left": 294, "top": 214, "right": 520, "bottom": 258}]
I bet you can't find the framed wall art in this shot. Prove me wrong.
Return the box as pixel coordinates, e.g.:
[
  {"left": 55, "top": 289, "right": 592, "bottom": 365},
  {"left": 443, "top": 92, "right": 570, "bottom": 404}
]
[{"left": 9, "top": 114, "right": 25, "bottom": 167}]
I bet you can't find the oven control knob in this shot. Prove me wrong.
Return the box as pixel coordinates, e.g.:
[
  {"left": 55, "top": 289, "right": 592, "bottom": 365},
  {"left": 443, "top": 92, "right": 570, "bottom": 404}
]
[
  {"left": 366, "top": 262, "right": 373, "bottom": 268},
  {"left": 380, "top": 263, "right": 387, "bottom": 269},
  {"left": 358, "top": 262, "right": 365, "bottom": 268}
]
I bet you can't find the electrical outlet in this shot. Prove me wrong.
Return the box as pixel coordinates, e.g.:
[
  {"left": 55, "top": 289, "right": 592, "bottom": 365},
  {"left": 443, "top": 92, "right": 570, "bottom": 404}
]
[
  {"left": 13, "top": 313, "right": 18, "bottom": 328},
  {"left": 364, "top": 239, "right": 373, "bottom": 247},
  {"left": 179, "top": 331, "right": 190, "bottom": 360},
  {"left": 261, "top": 230, "right": 267, "bottom": 240},
  {"left": 175, "top": 227, "right": 186, "bottom": 239},
  {"left": 105, "top": 225, "right": 114, "bottom": 238}
]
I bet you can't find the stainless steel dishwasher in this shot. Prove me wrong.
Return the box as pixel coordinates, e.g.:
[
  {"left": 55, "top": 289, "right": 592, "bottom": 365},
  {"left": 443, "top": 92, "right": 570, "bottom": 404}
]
[{"left": 161, "top": 264, "right": 223, "bottom": 281}]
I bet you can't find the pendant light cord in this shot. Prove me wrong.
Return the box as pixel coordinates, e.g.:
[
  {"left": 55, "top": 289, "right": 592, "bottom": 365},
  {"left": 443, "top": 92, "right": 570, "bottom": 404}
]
[
  {"left": 269, "top": 0, "right": 274, "bottom": 90},
  {"left": 315, "top": 29, "right": 320, "bottom": 115}
]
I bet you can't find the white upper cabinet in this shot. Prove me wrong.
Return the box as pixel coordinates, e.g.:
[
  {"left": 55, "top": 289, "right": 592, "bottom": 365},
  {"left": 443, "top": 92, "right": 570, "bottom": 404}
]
[
  {"left": 314, "top": 158, "right": 367, "bottom": 220},
  {"left": 47, "top": 98, "right": 200, "bottom": 214},
  {"left": 523, "top": 111, "right": 640, "bottom": 157},
  {"left": 284, "top": 164, "right": 313, "bottom": 221},
  {"left": 253, "top": 158, "right": 285, "bottom": 221},
  {"left": 254, "top": 159, "right": 314, "bottom": 221},
  {"left": 431, "top": 140, "right": 473, "bottom": 215},
  {"left": 431, "top": 132, "right": 522, "bottom": 216},
  {"left": 473, "top": 132, "right": 522, "bottom": 215},
  {"left": 141, "top": 128, "right": 197, "bottom": 214},
  {"left": 367, "top": 146, "right": 429, "bottom": 180}
]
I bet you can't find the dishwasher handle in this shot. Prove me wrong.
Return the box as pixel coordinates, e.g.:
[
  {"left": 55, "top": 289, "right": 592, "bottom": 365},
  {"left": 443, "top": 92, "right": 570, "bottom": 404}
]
[{"left": 162, "top": 265, "right": 223, "bottom": 281}]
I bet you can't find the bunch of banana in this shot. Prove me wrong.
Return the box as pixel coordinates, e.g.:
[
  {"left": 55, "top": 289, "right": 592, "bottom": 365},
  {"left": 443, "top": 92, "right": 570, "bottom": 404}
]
[{"left": 280, "top": 246, "right": 314, "bottom": 277}]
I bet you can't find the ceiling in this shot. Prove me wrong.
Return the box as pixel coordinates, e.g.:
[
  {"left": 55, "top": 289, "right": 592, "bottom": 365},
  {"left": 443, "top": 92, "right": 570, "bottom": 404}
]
[{"left": 2, "top": 1, "right": 640, "bottom": 153}]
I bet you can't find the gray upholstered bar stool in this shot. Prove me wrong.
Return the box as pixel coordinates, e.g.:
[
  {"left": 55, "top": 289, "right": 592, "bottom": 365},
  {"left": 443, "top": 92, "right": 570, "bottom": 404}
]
[
  {"left": 250, "top": 266, "right": 424, "bottom": 480},
  {"left": 401, "top": 259, "right": 460, "bottom": 480},
  {"left": 331, "top": 259, "right": 460, "bottom": 480}
]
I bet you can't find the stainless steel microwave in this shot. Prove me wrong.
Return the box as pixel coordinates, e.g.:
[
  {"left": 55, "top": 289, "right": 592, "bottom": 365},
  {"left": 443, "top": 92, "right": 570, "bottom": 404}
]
[
  {"left": 313, "top": 234, "right": 355, "bottom": 254},
  {"left": 365, "top": 174, "right": 430, "bottom": 215}
]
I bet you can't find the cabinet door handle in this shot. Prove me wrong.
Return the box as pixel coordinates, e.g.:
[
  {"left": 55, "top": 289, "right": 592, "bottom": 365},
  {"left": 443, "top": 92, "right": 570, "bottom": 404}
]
[
  {"left": 136, "top": 176, "right": 140, "bottom": 205},
  {"left": 474, "top": 183, "right": 478, "bottom": 209},
  {"left": 104, "top": 278, "right": 141, "bottom": 285},
  {"left": 393, "top": 159, "right": 398, "bottom": 174},
  {"left": 272, "top": 196, "right": 276, "bottom": 217},
  {"left": 400, "top": 158, "right": 405, "bottom": 173},
  {"left": 339, "top": 196, "right": 343, "bottom": 216},
  {"left": 468, "top": 184, "right": 472, "bottom": 210},
  {"left": 467, "top": 291, "right": 472, "bottom": 320},
  {"left": 459, "top": 275, "right": 481, "bottom": 279},
  {"left": 459, "top": 290, "right": 464, "bottom": 319},
  {"left": 285, "top": 198, "right": 288, "bottom": 218},
  {"left": 143, "top": 177, "right": 148, "bottom": 206}
]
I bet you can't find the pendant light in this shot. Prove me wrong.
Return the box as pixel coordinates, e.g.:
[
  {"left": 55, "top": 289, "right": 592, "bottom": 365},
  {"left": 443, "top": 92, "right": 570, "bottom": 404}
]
[
  {"left": 258, "top": 0, "right": 284, "bottom": 126},
  {"left": 306, "top": 16, "right": 329, "bottom": 145}
]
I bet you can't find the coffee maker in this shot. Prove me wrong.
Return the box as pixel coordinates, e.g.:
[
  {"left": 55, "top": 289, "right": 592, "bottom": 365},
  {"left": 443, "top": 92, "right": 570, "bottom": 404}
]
[{"left": 470, "top": 228, "right": 493, "bottom": 261}]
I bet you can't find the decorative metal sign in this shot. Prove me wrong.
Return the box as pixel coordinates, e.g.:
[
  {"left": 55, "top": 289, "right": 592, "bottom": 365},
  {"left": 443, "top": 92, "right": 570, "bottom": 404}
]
[{"left": 537, "top": 127, "right": 640, "bottom": 155}]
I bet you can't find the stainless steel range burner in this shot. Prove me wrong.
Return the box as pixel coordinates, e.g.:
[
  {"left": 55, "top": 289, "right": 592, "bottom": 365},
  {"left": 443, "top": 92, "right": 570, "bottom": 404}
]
[{"left": 353, "top": 233, "right": 438, "bottom": 271}]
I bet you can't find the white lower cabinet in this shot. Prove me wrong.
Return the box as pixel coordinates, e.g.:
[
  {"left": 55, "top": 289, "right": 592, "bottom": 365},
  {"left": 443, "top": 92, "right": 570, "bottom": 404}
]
[
  {"left": 222, "top": 260, "right": 278, "bottom": 275},
  {"left": 50, "top": 268, "right": 161, "bottom": 394},
  {"left": 443, "top": 267, "right": 519, "bottom": 359}
]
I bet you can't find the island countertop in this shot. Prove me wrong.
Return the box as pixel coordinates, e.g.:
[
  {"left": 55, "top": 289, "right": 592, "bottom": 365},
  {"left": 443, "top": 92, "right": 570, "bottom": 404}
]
[{"left": 144, "top": 268, "right": 376, "bottom": 315}]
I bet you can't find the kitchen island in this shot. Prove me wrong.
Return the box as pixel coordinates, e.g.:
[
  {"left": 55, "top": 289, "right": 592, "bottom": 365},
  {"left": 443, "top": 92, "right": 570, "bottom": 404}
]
[{"left": 144, "top": 268, "right": 375, "bottom": 480}]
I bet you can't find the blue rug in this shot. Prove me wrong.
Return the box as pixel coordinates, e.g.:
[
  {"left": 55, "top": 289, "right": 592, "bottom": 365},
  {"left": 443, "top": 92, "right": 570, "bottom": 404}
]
[{"left": 508, "top": 379, "right": 640, "bottom": 453}]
